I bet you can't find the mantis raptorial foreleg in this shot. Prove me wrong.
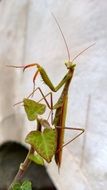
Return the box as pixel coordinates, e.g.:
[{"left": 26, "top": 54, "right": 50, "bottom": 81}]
[{"left": 22, "top": 63, "right": 74, "bottom": 93}]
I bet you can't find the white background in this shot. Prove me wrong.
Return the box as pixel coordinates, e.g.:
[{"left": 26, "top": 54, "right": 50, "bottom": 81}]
[{"left": 0, "top": 0, "right": 107, "bottom": 190}]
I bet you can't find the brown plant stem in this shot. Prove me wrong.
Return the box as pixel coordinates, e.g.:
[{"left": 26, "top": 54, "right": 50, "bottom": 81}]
[{"left": 8, "top": 146, "right": 34, "bottom": 190}]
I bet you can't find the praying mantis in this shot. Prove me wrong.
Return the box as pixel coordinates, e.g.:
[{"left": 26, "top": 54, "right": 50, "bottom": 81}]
[{"left": 8, "top": 13, "right": 95, "bottom": 169}]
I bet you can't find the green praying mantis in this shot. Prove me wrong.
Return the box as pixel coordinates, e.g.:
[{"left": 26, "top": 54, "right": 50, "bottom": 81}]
[{"left": 8, "top": 13, "right": 95, "bottom": 169}]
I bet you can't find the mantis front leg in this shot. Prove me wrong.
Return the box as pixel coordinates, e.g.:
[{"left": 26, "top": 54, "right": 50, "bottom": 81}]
[
  {"left": 22, "top": 63, "right": 73, "bottom": 92},
  {"left": 7, "top": 63, "right": 73, "bottom": 92}
]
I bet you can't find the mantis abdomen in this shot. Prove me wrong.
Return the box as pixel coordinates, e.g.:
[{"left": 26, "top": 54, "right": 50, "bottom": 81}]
[{"left": 54, "top": 94, "right": 68, "bottom": 168}]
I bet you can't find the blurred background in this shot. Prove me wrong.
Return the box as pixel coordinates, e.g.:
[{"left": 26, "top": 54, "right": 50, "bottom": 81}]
[{"left": 0, "top": 0, "right": 107, "bottom": 189}]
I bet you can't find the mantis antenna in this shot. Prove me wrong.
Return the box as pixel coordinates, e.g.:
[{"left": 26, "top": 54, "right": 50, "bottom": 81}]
[
  {"left": 51, "top": 12, "right": 71, "bottom": 62},
  {"left": 71, "top": 43, "right": 95, "bottom": 62},
  {"left": 51, "top": 12, "right": 95, "bottom": 63}
]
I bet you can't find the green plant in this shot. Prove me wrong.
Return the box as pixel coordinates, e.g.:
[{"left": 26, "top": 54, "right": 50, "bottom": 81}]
[{"left": 8, "top": 98, "right": 57, "bottom": 189}]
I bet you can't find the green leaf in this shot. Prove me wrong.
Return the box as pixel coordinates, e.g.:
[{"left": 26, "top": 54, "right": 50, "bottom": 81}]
[
  {"left": 23, "top": 98, "right": 46, "bottom": 121},
  {"left": 11, "top": 180, "right": 32, "bottom": 190},
  {"left": 21, "top": 180, "right": 32, "bottom": 190},
  {"left": 29, "top": 153, "right": 44, "bottom": 165},
  {"left": 11, "top": 182, "right": 21, "bottom": 190},
  {"left": 25, "top": 128, "right": 57, "bottom": 163}
]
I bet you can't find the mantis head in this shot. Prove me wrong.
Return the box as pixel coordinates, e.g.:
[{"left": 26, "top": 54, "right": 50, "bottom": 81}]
[{"left": 65, "top": 61, "right": 76, "bottom": 70}]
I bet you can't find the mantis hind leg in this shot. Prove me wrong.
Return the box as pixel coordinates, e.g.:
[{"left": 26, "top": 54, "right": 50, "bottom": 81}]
[
  {"left": 56, "top": 126, "right": 84, "bottom": 152},
  {"left": 27, "top": 87, "right": 53, "bottom": 123}
]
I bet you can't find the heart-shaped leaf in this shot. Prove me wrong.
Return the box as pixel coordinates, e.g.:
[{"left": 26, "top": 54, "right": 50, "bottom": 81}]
[
  {"left": 12, "top": 180, "right": 32, "bottom": 190},
  {"left": 23, "top": 98, "right": 46, "bottom": 121},
  {"left": 25, "top": 128, "right": 57, "bottom": 163},
  {"left": 29, "top": 153, "right": 44, "bottom": 165},
  {"left": 12, "top": 182, "right": 21, "bottom": 190},
  {"left": 21, "top": 180, "right": 32, "bottom": 190}
]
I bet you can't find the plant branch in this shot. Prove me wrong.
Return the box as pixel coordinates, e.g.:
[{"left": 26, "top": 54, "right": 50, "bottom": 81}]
[{"left": 8, "top": 146, "right": 34, "bottom": 190}]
